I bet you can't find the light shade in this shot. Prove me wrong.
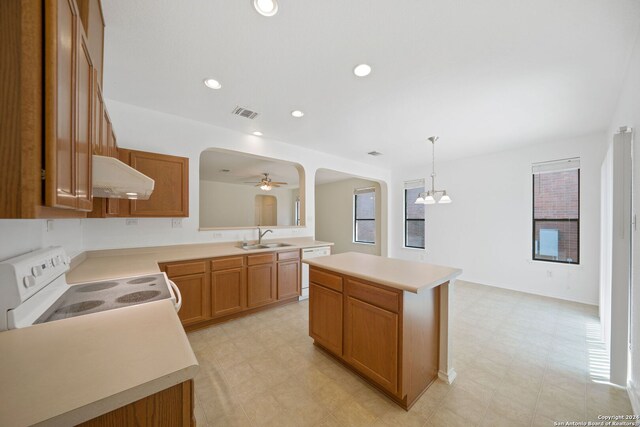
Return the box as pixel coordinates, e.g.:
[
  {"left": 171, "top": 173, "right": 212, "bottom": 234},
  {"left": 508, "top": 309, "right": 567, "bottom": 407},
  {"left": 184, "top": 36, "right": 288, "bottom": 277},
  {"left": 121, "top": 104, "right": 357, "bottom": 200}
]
[
  {"left": 414, "top": 196, "right": 425, "bottom": 204},
  {"left": 423, "top": 194, "right": 436, "bottom": 204},
  {"left": 260, "top": 184, "right": 272, "bottom": 191},
  {"left": 439, "top": 193, "right": 452, "bottom": 204}
]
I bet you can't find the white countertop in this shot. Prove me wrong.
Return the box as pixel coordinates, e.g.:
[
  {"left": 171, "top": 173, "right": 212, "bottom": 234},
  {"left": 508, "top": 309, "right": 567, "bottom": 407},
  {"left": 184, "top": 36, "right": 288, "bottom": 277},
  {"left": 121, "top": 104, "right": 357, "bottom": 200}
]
[
  {"left": 67, "top": 237, "right": 333, "bottom": 284},
  {"left": 0, "top": 300, "right": 198, "bottom": 427},
  {"left": 302, "top": 252, "right": 462, "bottom": 293}
]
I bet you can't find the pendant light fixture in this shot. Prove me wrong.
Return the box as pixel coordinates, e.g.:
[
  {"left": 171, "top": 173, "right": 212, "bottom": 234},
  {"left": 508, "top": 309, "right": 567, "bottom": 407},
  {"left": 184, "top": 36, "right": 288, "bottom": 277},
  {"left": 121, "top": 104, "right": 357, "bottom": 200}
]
[{"left": 415, "top": 136, "right": 452, "bottom": 205}]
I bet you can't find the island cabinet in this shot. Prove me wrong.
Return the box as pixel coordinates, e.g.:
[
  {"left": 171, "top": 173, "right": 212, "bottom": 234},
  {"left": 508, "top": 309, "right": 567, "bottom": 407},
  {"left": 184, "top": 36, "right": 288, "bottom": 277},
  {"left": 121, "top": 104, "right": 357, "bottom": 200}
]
[
  {"left": 308, "top": 265, "right": 443, "bottom": 410},
  {"left": 160, "top": 249, "right": 301, "bottom": 331}
]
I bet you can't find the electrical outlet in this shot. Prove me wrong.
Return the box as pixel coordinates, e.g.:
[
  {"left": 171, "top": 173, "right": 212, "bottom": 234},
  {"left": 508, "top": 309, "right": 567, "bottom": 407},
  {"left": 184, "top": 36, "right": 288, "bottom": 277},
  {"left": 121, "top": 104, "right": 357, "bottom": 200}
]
[
  {"left": 126, "top": 219, "right": 138, "bottom": 226},
  {"left": 212, "top": 232, "right": 223, "bottom": 239},
  {"left": 171, "top": 218, "right": 182, "bottom": 228},
  {"left": 46, "top": 220, "right": 54, "bottom": 232},
  {"left": 546, "top": 270, "right": 553, "bottom": 278}
]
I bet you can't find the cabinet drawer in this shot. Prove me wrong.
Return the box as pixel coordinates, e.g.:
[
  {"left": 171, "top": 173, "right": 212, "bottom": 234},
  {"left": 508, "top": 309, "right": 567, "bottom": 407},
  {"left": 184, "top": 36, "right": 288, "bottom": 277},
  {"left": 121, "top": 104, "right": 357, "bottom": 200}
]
[
  {"left": 211, "top": 256, "right": 244, "bottom": 271},
  {"left": 345, "top": 279, "right": 400, "bottom": 313},
  {"left": 165, "top": 261, "right": 206, "bottom": 278},
  {"left": 309, "top": 268, "right": 343, "bottom": 293},
  {"left": 247, "top": 253, "right": 275, "bottom": 266},
  {"left": 277, "top": 250, "right": 300, "bottom": 261}
]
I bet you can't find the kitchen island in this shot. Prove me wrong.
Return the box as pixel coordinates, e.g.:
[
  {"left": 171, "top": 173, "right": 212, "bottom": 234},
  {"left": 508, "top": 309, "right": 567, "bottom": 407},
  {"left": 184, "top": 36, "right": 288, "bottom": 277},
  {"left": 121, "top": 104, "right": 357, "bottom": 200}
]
[{"left": 303, "top": 252, "right": 461, "bottom": 410}]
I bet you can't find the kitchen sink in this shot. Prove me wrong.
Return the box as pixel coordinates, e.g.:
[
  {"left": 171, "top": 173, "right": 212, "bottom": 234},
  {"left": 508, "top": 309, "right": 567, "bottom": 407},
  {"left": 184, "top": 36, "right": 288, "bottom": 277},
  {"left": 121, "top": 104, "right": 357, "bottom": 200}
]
[
  {"left": 260, "top": 243, "right": 293, "bottom": 248},
  {"left": 238, "top": 242, "right": 293, "bottom": 250}
]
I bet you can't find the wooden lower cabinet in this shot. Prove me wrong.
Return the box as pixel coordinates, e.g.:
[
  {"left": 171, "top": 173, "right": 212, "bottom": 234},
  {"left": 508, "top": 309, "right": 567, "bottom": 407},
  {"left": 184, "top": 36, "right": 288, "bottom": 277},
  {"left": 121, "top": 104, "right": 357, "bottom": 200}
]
[
  {"left": 160, "top": 250, "right": 301, "bottom": 330},
  {"left": 344, "top": 296, "right": 399, "bottom": 394},
  {"left": 277, "top": 259, "right": 300, "bottom": 300},
  {"left": 309, "top": 283, "right": 343, "bottom": 356},
  {"left": 78, "top": 380, "right": 194, "bottom": 426},
  {"left": 247, "top": 263, "right": 276, "bottom": 308},
  {"left": 308, "top": 266, "right": 441, "bottom": 410},
  {"left": 168, "top": 270, "right": 209, "bottom": 326},
  {"left": 211, "top": 267, "right": 245, "bottom": 318}
]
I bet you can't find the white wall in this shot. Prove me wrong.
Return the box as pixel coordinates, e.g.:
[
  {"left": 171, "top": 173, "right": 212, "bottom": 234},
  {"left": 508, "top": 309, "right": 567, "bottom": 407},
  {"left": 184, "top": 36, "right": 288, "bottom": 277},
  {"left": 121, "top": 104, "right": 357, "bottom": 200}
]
[
  {"left": 0, "top": 219, "right": 84, "bottom": 261},
  {"left": 390, "top": 132, "right": 607, "bottom": 305},
  {"left": 315, "top": 178, "right": 382, "bottom": 255},
  {"left": 82, "top": 99, "right": 392, "bottom": 251},
  {"left": 607, "top": 29, "right": 640, "bottom": 414},
  {"left": 199, "top": 180, "right": 296, "bottom": 228}
]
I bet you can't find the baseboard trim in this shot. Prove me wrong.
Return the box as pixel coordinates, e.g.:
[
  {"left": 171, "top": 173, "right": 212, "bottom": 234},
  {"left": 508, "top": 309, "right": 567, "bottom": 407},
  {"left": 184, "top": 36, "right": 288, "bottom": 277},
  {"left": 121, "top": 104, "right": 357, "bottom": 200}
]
[
  {"left": 438, "top": 368, "right": 457, "bottom": 384},
  {"left": 629, "top": 380, "right": 640, "bottom": 418}
]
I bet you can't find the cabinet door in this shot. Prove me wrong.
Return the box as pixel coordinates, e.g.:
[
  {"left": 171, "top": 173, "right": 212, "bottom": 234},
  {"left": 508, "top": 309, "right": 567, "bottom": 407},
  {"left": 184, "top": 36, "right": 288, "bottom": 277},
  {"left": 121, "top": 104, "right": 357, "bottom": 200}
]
[
  {"left": 91, "top": 73, "right": 104, "bottom": 155},
  {"left": 277, "top": 260, "right": 300, "bottom": 300},
  {"left": 309, "top": 283, "right": 343, "bottom": 356},
  {"left": 129, "top": 151, "right": 189, "bottom": 217},
  {"left": 247, "top": 263, "right": 276, "bottom": 308},
  {"left": 211, "top": 268, "right": 246, "bottom": 318},
  {"left": 170, "top": 273, "right": 209, "bottom": 326},
  {"left": 344, "top": 296, "right": 399, "bottom": 394},
  {"left": 75, "top": 31, "right": 93, "bottom": 211},
  {"left": 45, "top": 0, "right": 79, "bottom": 209}
]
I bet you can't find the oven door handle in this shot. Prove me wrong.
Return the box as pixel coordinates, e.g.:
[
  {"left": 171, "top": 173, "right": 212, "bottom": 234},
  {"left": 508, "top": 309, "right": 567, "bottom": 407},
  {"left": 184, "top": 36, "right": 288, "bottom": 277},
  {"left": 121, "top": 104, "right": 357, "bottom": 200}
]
[{"left": 169, "top": 280, "right": 182, "bottom": 312}]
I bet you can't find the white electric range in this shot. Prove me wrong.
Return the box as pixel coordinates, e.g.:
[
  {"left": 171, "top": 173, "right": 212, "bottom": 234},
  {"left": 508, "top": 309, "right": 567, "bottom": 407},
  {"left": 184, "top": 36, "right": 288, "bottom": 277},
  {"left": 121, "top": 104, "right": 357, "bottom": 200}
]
[{"left": 0, "top": 247, "right": 182, "bottom": 331}]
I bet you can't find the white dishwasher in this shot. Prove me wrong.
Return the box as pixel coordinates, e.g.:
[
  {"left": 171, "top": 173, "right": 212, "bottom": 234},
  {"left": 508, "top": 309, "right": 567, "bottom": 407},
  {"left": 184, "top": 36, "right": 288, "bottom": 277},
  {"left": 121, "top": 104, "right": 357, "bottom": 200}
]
[{"left": 300, "top": 246, "right": 331, "bottom": 300}]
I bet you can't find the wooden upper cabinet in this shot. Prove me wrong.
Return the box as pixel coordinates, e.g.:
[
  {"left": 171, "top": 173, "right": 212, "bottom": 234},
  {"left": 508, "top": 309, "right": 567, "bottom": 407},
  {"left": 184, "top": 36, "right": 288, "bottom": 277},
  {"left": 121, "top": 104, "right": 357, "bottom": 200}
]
[
  {"left": 76, "top": 0, "right": 104, "bottom": 86},
  {"left": 128, "top": 150, "right": 189, "bottom": 217},
  {"left": 91, "top": 72, "right": 104, "bottom": 155},
  {"left": 45, "top": 0, "right": 79, "bottom": 209},
  {"left": 76, "top": 31, "right": 93, "bottom": 211}
]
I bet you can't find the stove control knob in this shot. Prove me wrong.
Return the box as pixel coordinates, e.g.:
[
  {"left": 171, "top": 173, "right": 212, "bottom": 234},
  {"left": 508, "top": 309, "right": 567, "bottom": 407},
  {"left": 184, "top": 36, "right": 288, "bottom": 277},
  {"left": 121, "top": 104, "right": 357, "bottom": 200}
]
[
  {"left": 52, "top": 256, "right": 61, "bottom": 267},
  {"left": 23, "top": 275, "right": 36, "bottom": 288},
  {"left": 31, "top": 266, "right": 43, "bottom": 277}
]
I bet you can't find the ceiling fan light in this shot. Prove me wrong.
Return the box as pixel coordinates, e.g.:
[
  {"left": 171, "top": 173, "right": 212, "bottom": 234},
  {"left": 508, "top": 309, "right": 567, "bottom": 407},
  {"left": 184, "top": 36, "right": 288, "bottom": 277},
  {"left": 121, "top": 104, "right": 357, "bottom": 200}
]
[{"left": 260, "top": 184, "right": 272, "bottom": 191}]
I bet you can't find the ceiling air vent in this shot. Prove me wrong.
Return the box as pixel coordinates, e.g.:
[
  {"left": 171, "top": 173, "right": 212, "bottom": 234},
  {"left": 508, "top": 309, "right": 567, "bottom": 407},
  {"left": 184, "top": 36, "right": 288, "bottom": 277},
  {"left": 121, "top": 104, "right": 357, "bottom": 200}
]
[
  {"left": 367, "top": 151, "right": 383, "bottom": 156},
  {"left": 232, "top": 106, "right": 259, "bottom": 120}
]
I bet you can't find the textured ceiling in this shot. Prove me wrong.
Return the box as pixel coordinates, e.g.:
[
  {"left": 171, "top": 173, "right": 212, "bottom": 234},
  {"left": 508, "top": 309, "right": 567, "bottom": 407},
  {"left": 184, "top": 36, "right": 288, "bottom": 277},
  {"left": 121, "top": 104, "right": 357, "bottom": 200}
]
[{"left": 102, "top": 0, "right": 640, "bottom": 167}]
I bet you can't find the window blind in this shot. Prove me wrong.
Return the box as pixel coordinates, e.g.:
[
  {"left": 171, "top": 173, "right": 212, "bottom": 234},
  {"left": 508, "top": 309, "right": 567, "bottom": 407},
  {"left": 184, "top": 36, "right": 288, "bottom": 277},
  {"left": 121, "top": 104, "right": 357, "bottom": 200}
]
[
  {"left": 532, "top": 158, "right": 580, "bottom": 174},
  {"left": 403, "top": 179, "right": 425, "bottom": 190}
]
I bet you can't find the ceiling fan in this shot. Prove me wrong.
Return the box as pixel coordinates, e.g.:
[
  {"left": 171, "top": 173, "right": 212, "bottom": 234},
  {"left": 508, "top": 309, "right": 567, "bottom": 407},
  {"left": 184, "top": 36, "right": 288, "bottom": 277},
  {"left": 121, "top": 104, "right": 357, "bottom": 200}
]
[{"left": 244, "top": 173, "right": 287, "bottom": 191}]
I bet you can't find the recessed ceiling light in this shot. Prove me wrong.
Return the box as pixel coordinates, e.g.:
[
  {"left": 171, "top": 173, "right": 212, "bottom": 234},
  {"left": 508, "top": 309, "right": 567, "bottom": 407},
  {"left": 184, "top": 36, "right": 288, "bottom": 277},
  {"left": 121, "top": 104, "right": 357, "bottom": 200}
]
[
  {"left": 203, "top": 78, "right": 222, "bottom": 89},
  {"left": 291, "top": 110, "right": 304, "bottom": 118},
  {"left": 253, "top": 0, "right": 278, "bottom": 16},
  {"left": 252, "top": 131, "right": 263, "bottom": 136},
  {"left": 353, "top": 64, "right": 372, "bottom": 77}
]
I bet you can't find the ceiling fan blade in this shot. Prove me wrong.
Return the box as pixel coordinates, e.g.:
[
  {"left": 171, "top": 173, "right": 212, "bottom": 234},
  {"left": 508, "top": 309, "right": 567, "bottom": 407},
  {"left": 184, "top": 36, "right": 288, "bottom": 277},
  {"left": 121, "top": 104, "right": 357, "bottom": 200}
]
[{"left": 270, "top": 181, "right": 288, "bottom": 185}]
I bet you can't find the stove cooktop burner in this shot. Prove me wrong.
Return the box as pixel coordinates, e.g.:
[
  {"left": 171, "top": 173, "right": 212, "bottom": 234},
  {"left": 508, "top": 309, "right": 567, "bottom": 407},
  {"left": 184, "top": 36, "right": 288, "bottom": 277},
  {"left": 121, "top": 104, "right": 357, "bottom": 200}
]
[
  {"left": 75, "top": 281, "right": 119, "bottom": 292},
  {"left": 54, "top": 300, "right": 105, "bottom": 316},
  {"left": 126, "top": 277, "right": 156, "bottom": 285},
  {"left": 116, "top": 290, "right": 161, "bottom": 304},
  {"left": 33, "top": 273, "right": 172, "bottom": 325}
]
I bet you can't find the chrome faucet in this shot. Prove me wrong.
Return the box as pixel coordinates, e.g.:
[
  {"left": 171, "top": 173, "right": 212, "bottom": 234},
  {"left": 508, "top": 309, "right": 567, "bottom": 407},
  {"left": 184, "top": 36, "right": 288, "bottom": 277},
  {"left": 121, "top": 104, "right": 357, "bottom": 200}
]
[{"left": 258, "top": 227, "right": 273, "bottom": 244}]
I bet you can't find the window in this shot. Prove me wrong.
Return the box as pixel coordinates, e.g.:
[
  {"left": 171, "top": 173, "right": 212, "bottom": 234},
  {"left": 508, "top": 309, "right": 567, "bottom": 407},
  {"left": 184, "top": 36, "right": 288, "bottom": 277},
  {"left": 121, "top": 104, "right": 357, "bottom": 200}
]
[
  {"left": 404, "top": 181, "right": 425, "bottom": 249},
  {"left": 532, "top": 158, "right": 580, "bottom": 264},
  {"left": 354, "top": 188, "right": 376, "bottom": 244}
]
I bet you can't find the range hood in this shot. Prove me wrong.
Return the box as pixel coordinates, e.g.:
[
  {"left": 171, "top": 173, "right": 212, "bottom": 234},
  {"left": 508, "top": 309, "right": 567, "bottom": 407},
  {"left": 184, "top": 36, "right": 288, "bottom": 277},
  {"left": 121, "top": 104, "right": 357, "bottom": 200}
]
[{"left": 92, "top": 155, "right": 155, "bottom": 200}]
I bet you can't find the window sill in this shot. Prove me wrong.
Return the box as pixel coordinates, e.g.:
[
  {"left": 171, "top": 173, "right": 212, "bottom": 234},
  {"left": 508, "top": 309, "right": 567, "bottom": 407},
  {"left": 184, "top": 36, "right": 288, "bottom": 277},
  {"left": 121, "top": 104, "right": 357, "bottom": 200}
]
[
  {"left": 353, "top": 241, "right": 376, "bottom": 246},
  {"left": 402, "top": 246, "right": 425, "bottom": 251},
  {"left": 527, "top": 258, "right": 582, "bottom": 269}
]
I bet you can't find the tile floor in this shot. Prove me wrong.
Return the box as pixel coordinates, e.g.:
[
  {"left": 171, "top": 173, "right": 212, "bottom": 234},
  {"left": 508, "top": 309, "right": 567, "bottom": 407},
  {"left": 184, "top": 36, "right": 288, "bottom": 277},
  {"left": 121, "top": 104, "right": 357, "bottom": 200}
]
[{"left": 187, "top": 281, "right": 634, "bottom": 426}]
